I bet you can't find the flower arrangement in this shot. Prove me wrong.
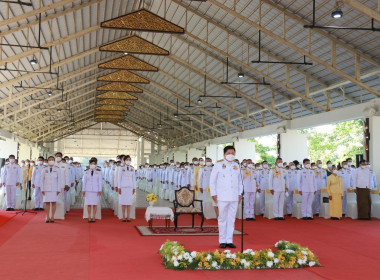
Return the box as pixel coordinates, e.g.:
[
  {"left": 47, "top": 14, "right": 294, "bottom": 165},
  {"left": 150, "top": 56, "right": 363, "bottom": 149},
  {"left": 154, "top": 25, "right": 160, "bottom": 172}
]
[
  {"left": 159, "top": 240, "right": 320, "bottom": 270},
  {"left": 146, "top": 193, "right": 157, "bottom": 206}
]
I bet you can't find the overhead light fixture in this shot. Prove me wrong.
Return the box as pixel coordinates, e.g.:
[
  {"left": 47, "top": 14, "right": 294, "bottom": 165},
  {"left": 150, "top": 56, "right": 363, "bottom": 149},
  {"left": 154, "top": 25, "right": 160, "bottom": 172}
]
[
  {"left": 30, "top": 58, "right": 38, "bottom": 65},
  {"left": 174, "top": 113, "right": 178, "bottom": 118},
  {"left": 331, "top": 0, "right": 343, "bottom": 18},
  {"left": 197, "top": 98, "right": 202, "bottom": 105},
  {"left": 237, "top": 72, "right": 244, "bottom": 78},
  {"left": 331, "top": 9, "right": 343, "bottom": 18},
  {"left": 48, "top": 92, "right": 52, "bottom": 96},
  {"left": 124, "top": 52, "right": 128, "bottom": 55},
  {"left": 57, "top": 109, "right": 61, "bottom": 112}
]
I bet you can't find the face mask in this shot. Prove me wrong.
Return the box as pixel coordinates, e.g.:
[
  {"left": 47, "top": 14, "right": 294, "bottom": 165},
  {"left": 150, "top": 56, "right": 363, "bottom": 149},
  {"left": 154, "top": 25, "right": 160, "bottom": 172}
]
[
  {"left": 30, "top": 163, "right": 34, "bottom": 166},
  {"left": 180, "top": 167, "right": 184, "bottom": 170},
  {"left": 176, "top": 164, "right": 180, "bottom": 168},
  {"left": 193, "top": 161, "right": 199, "bottom": 165},
  {"left": 348, "top": 162, "right": 352, "bottom": 166},
  {"left": 68, "top": 160, "right": 73, "bottom": 164},
  {"left": 43, "top": 162, "right": 48, "bottom": 166},
  {"left": 305, "top": 164, "right": 311, "bottom": 169},
  {"left": 327, "top": 164, "right": 332, "bottom": 168},
  {"left": 332, "top": 170, "right": 338, "bottom": 174},
  {"left": 21, "top": 163, "right": 25, "bottom": 166},
  {"left": 318, "top": 164, "right": 322, "bottom": 168},
  {"left": 312, "top": 166, "right": 316, "bottom": 169},
  {"left": 125, "top": 161, "right": 131, "bottom": 165},
  {"left": 263, "top": 164, "right": 268, "bottom": 169},
  {"left": 257, "top": 165, "right": 262, "bottom": 170},
  {"left": 291, "top": 165, "right": 296, "bottom": 170},
  {"left": 5, "top": 162, "right": 9, "bottom": 165},
  {"left": 56, "top": 157, "right": 62, "bottom": 162},
  {"left": 247, "top": 164, "right": 254, "bottom": 169},
  {"left": 200, "top": 161, "right": 205, "bottom": 166},
  {"left": 343, "top": 165, "right": 348, "bottom": 169},
  {"left": 361, "top": 165, "right": 366, "bottom": 169},
  {"left": 297, "top": 165, "right": 301, "bottom": 169},
  {"left": 9, "top": 159, "right": 15, "bottom": 164},
  {"left": 225, "top": 154, "right": 235, "bottom": 162},
  {"left": 170, "top": 163, "right": 175, "bottom": 166},
  {"left": 367, "top": 165, "right": 371, "bottom": 169},
  {"left": 277, "top": 163, "right": 283, "bottom": 168},
  {"left": 26, "top": 162, "right": 30, "bottom": 165},
  {"left": 90, "top": 165, "right": 96, "bottom": 170},
  {"left": 184, "top": 165, "right": 188, "bottom": 169},
  {"left": 243, "top": 163, "right": 247, "bottom": 167},
  {"left": 48, "top": 161, "right": 55, "bottom": 166},
  {"left": 38, "top": 161, "right": 43, "bottom": 166},
  {"left": 206, "top": 162, "right": 212, "bottom": 167}
]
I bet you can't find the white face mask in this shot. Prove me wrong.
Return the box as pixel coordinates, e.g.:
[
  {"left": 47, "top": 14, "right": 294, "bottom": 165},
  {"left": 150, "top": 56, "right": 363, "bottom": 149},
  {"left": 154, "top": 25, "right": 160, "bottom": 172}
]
[
  {"left": 361, "top": 165, "right": 366, "bottom": 169},
  {"left": 176, "top": 164, "right": 180, "bottom": 168},
  {"left": 305, "top": 164, "right": 311, "bottom": 169},
  {"left": 348, "top": 161, "right": 352, "bottom": 166},
  {"left": 343, "top": 165, "right": 348, "bottom": 169},
  {"left": 291, "top": 165, "right": 296, "bottom": 170},
  {"left": 225, "top": 154, "right": 235, "bottom": 162},
  {"left": 26, "top": 162, "right": 30, "bottom": 165},
  {"left": 297, "top": 165, "right": 301, "bottom": 169},
  {"left": 68, "top": 160, "right": 73, "bottom": 164},
  {"left": 125, "top": 161, "right": 131, "bottom": 165},
  {"left": 247, "top": 164, "right": 254, "bottom": 169},
  {"left": 200, "top": 161, "right": 205, "bottom": 166},
  {"left": 43, "top": 162, "right": 48, "bottom": 166},
  {"left": 367, "top": 165, "right": 371, "bottom": 169},
  {"left": 30, "top": 163, "right": 34, "bottom": 166},
  {"left": 263, "top": 164, "right": 268, "bottom": 169},
  {"left": 243, "top": 163, "right": 247, "bottom": 167},
  {"left": 277, "top": 162, "right": 283, "bottom": 168},
  {"left": 180, "top": 167, "right": 184, "bottom": 170},
  {"left": 206, "top": 162, "right": 212, "bottom": 167},
  {"left": 332, "top": 170, "right": 338, "bottom": 174},
  {"left": 318, "top": 164, "right": 322, "bottom": 168},
  {"left": 327, "top": 164, "right": 332, "bottom": 168},
  {"left": 257, "top": 165, "right": 262, "bottom": 170},
  {"left": 56, "top": 157, "right": 62, "bottom": 162},
  {"left": 9, "top": 159, "right": 15, "bottom": 164},
  {"left": 312, "top": 166, "right": 316, "bottom": 169},
  {"left": 170, "top": 163, "right": 175, "bottom": 166},
  {"left": 48, "top": 161, "right": 55, "bottom": 166},
  {"left": 38, "top": 161, "right": 43, "bottom": 166},
  {"left": 193, "top": 161, "right": 199, "bottom": 165},
  {"left": 21, "top": 163, "right": 25, "bottom": 166},
  {"left": 90, "top": 165, "right": 96, "bottom": 170}
]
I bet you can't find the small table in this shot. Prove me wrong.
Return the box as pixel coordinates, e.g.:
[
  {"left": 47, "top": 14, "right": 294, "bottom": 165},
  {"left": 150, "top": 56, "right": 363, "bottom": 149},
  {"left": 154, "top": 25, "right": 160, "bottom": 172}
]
[{"left": 145, "top": 206, "right": 174, "bottom": 229}]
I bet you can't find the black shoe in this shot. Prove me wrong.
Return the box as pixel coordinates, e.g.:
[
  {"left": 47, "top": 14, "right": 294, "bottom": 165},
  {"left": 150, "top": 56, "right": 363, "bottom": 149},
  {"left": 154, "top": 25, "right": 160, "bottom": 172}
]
[
  {"left": 227, "top": 243, "right": 236, "bottom": 248},
  {"left": 315, "top": 213, "right": 319, "bottom": 217},
  {"left": 274, "top": 217, "right": 279, "bottom": 220},
  {"left": 34, "top": 208, "right": 39, "bottom": 211},
  {"left": 122, "top": 219, "right": 127, "bottom": 222},
  {"left": 6, "top": 208, "right": 11, "bottom": 211},
  {"left": 287, "top": 214, "right": 292, "bottom": 217},
  {"left": 45, "top": 220, "right": 49, "bottom": 223},
  {"left": 251, "top": 218, "right": 256, "bottom": 221},
  {"left": 303, "top": 217, "right": 308, "bottom": 220},
  {"left": 279, "top": 217, "right": 285, "bottom": 220},
  {"left": 28, "top": 197, "right": 31, "bottom": 201},
  {"left": 246, "top": 218, "right": 250, "bottom": 221},
  {"left": 40, "top": 208, "right": 44, "bottom": 211},
  {"left": 219, "top": 243, "right": 227, "bottom": 249},
  {"left": 342, "top": 214, "right": 346, "bottom": 217},
  {"left": 260, "top": 214, "right": 264, "bottom": 216},
  {"left": 10, "top": 208, "right": 14, "bottom": 211},
  {"left": 308, "top": 217, "right": 314, "bottom": 220}
]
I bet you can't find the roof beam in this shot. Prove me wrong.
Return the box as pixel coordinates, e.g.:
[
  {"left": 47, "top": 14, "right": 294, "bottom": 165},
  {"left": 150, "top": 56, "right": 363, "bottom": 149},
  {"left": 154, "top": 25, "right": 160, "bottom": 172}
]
[{"left": 341, "top": 0, "right": 380, "bottom": 23}]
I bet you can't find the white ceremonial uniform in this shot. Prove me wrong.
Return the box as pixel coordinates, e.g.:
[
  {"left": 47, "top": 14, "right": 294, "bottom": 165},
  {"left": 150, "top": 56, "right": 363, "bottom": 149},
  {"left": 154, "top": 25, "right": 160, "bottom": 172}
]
[
  {"left": 1, "top": 163, "right": 22, "bottom": 209},
  {"left": 371, "top": 171, "right": 377, "bottom": 189},
  {"left": 31, "top": 164, "right": 45, "bottom": 208},
  {"left": 187, "top": 166, "right": 195, "bottom": 189},
  {"left": 210, "top": 159, "right": 243, "bottom": 244},
  {"left": 40, "top": 166, "right": 61, "bottom": 202},
  {"left": 257, "top": 168, "right": 270, "bottom": 214},
  {"left": 354, "top": 167, "right": 372, "bottom": 189},
  {"left": 268, "top": 167, "right": 287, "bottom": 218},
  {"left": 117, "top": 164, "right": 136, "bottom": 205},
  {"left": 55, "top": 161, "right": 70, "bottom": 209},
  {"left": 83, "top": 169, "right": 102, "bottom": 206},
  {"left": 298, "top": 168, "right": 317, "bottom": 218},
  {"left": 177, "top": 168, "right": 189, "bottom": 188},
  {"left": 198, "top": 165, "right": 213, "bottom": 207},
  {"left": 286, "top": 169, "right": 299, "bottom": 215},
  {"left": 314, "top": 168, "right": 327, "bottom": 214},
  {"left": 242, "top": 167, "right": 257, "bottom": 218},
  {"left": 338, "top": 167, "right": 352, "bottom": 215}
]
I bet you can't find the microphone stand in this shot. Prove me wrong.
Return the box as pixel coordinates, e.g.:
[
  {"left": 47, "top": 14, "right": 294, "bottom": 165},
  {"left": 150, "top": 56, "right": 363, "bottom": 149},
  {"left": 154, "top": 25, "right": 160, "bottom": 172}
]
[
  {"left": 16, "top": 173, "right": 37, "bottom": 215},
  {"left": 239, "top": 165, "right": 245, "bottom": 253}
]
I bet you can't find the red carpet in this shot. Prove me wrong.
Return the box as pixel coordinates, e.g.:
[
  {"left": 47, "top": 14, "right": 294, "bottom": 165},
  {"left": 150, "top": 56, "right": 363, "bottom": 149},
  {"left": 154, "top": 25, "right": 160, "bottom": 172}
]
[
  {"left": 0, "top": 212, "right": 15, "bottom": 227},
  {"left": 0, "top": 209, "right": 379, "bottom": 280}
]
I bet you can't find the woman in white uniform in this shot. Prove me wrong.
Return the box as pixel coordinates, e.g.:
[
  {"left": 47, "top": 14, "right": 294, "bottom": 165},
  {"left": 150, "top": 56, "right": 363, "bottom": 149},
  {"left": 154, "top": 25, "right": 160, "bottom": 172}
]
[
  {"left": 82, "top": 159, "right": 102, "bottom": 223},
  {"left": 40, "top": 156, "right": 61, "bottom": 223},
  {"left": 117, "top": 155, "right": 136, "bottom": 222}
]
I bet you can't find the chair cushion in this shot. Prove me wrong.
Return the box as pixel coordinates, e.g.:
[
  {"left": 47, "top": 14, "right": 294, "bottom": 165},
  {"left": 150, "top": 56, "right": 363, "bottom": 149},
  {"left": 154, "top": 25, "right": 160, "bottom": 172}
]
[
  {"left": 176, "top": 188, "right": 194, "bottom": 207},
  {"left": 176, "top": 207, "right": 202, "bottom": 213}
]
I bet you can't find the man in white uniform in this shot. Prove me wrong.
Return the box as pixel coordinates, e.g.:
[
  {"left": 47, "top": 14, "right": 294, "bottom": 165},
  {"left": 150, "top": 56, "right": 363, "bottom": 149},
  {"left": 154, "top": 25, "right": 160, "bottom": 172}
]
[
  {"left": 338, "top": 161, "right": 352, "bottom": 216},
  {"left": 210, "top": 146, "right": 243, "bottom": 249},
  {"left": 286, "top": 161, "right": 299, "bottom": 216},
  {"left": 198, "top": 158, "right": 213, "bottom": 212},
  {"left": 299, "top": 159, "right": 317, "bottom": 220},
  {"left": 31, "top": 156, "right": 45, "bottom": 210},
  {"left": 1, "top": 155, "right": 22, "bottom": 211},
  {"left": 242, "top": 159, "right": 257, "bottom": 221},
  {"left": 257, "top": 161, "right": 270, "bottom": 215},
  {"left": 54, "top": 152, "right": 70, "bottom": 212},
  {"left": 313, "top": 160, "right": 327, "bottom": 216},
  {"left": 269, "top": 158, "right": 287, "bottom": 220}
]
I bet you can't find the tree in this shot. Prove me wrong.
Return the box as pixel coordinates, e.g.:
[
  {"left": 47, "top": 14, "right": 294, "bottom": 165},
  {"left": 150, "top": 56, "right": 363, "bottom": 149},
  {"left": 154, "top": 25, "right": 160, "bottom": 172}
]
[
  {"left": 301, "top": 119, "right": 364, "bottom": 165},
  {"left": 248, "top": 137, "right": 277, "bottom": 165}
]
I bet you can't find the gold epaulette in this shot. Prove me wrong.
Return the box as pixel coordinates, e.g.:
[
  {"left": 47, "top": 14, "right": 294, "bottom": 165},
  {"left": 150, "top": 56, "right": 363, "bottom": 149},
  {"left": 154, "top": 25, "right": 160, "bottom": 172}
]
[{"left": 217, "top": 159, "right": 224, "bottom": 162}]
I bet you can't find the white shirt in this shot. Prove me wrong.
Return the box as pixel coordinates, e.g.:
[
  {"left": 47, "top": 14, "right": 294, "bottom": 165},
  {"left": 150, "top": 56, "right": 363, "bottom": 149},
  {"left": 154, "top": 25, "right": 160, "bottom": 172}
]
[
  {"left": 210, "top": 159, "right": 243, "bottom": 202},
  {"left": 1, "top": 163, "right": 22, "bottom": 186},
  {"left": 242, "top": 168, "right": 257, "bottom": 193},
  {"left": 40, "top": 166, "right": 61, "bottom": 192},
  {"left": 298, "top": 168, "right": 317, "bottom": 193},
  {"left": 83, "top": 169, "right": 102, "bottom": 192},
  {"left": 268, "top": 167, "right": 287, "bottom": 192},
  {"left": 198, "top": 166, "right": 213, "bottom": 190},
  {"left": 31, "top": 165, "right": 45, "bottom": 187},
  {"left": 354, "top": 167, "right": 372, "bottom": 189},
  {"left": 118, "top": 165, "right": 136, "bottom": 189}
]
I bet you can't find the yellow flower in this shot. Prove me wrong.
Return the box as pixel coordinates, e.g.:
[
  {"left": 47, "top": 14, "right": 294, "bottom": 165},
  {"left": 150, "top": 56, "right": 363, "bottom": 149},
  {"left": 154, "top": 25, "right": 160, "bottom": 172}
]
[{"left": 198, "top": 262, "right": 203, "bottom": 268}]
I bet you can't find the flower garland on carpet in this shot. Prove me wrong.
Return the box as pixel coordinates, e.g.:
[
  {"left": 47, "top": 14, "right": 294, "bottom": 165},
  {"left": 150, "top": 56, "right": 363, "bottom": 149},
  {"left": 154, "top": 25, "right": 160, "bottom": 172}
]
[
  {"left": 159, "top": 240, "right": 320, "bottom": 270},
  {"left": 146, "top": 193, "right": 157, "bottom": 203}
]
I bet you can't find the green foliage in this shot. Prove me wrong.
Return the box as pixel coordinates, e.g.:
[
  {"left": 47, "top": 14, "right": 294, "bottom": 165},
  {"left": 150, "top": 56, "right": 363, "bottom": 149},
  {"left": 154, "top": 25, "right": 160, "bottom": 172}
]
[
  {"left": 247, "top": 137, "right": 277, "bottom": 165},
  {"left": 303, "top": 119, "right": 364, "bottom": 165}
]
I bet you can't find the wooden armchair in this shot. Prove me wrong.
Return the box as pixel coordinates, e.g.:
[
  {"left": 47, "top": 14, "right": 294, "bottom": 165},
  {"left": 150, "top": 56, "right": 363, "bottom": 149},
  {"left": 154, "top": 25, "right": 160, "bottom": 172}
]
[{"left": 173, "top": 187, "right": 204, "bottom": 231}]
